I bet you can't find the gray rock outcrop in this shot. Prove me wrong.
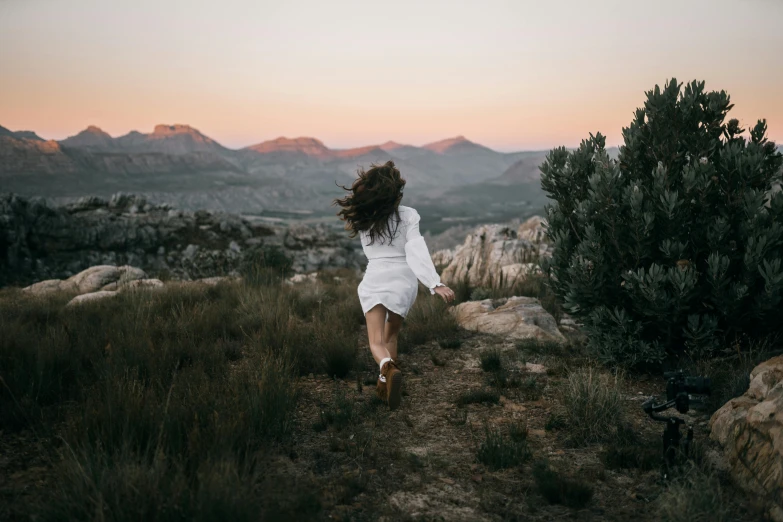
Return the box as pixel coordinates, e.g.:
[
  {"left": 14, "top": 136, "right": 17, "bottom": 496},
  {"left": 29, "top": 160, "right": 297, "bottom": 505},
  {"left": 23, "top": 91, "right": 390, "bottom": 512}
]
[
  {"left": 710, "top": 355, "right": 783, "bottom": 517},
  {"left": 1, "top": 193, "right": 364, "bottom": 287},
  {"left": 440, "top": 217, "right": 549, "bottom": 288},
  {"left": 451, "top": 296, "right": 566, "bottom": 343}
]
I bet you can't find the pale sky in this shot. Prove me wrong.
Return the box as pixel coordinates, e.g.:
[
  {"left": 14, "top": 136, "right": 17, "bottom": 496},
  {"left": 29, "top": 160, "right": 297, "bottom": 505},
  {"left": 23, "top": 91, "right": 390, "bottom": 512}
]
[{"left": 1, "top": 0, "right": 781, "bottom": 151}]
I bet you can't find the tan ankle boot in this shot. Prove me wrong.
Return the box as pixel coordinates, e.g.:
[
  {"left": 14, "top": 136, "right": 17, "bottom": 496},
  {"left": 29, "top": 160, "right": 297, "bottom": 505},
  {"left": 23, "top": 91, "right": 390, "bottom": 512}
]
[
  {"left": 376, "top": 377, "right": 387, "bottom": 401},
  {"left": 381, "top": 360, "right": 403, "bottom": 411}
]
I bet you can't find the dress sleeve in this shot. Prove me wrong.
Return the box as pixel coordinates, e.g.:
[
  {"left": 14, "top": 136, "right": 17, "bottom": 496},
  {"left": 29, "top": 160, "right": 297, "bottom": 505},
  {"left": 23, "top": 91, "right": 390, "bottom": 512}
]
[{"left": 403, "top": 209, "right": 445, "bottom": 294}]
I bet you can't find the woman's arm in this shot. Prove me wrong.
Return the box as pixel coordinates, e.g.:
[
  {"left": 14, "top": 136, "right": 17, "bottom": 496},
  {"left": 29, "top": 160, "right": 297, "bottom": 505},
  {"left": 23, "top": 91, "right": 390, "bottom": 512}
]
[{"left": 403, "top": 209, "right": 447, "bottom": 295}]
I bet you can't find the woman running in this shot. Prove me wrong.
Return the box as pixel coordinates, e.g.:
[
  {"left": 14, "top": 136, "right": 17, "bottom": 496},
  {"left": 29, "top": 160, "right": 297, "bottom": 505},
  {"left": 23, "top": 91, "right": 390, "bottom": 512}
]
[{"left": 334, "top": 160, "right": 455, "bottom": 410}]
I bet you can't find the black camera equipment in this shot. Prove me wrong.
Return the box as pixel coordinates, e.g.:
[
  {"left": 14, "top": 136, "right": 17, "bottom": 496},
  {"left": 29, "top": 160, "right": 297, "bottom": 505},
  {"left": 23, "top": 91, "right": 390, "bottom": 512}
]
[{"left": 642, "top": 370, "right": 711, "bottom": 475}]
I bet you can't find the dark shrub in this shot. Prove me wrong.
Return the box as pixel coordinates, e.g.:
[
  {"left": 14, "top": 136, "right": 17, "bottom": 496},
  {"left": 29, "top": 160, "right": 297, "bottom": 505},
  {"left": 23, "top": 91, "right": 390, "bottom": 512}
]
[{"left": 541, "top": 78, "right": 783, "bottom": 367}]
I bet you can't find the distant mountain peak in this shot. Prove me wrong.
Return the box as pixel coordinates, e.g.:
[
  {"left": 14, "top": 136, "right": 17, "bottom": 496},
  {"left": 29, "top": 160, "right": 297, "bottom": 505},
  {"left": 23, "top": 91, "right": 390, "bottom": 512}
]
[
  {"left": 60, "top": 125, "right": 115, "bottom": 148},
  {"left": 0, "top": 125, "right": 45, "bottom": 141},
  {"left": 423, "top": 135, "right": 483, "bottom": 154},
  {"left": 246, "top": 136, "right": 331, "bottom": 157},
  {"left": 152, "top": 124, "right": 204, "bottom": 136},
  {"left": 379, "top": 140, "right": 409, "bottom": 151}
]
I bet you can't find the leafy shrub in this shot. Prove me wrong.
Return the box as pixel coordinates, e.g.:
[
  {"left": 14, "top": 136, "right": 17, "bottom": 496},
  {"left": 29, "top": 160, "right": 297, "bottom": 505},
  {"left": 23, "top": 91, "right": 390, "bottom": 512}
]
[{"left": 541, "top": 78, "right": 783, "bottom": 367}]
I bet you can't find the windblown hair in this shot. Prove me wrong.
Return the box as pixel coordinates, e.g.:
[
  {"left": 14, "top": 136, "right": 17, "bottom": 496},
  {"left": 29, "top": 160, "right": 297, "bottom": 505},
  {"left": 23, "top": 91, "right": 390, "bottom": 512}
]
[{"left": 333, "top": 160, "right": 406, "bottom": 245}]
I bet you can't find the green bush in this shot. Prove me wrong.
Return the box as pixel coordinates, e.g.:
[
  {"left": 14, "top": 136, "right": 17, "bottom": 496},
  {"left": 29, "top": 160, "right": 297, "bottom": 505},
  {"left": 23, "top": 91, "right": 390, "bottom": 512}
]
[{"left": 541, "top": 78, "right": 783, "bottom": 367}]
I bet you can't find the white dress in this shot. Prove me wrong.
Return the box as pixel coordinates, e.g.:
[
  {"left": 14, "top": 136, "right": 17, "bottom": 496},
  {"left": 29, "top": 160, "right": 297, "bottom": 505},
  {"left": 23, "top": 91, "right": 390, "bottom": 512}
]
[{"left": 357, "top": 205, "right": 444, "bottom": 318}]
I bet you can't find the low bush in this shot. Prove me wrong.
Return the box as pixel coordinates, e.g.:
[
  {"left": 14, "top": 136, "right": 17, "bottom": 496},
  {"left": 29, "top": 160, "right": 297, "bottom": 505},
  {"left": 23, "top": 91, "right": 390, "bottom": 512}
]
[
  {"left": 476, "top": 424, "right": 531, "bottom": 470},
  {"left": 557, "top": 367, "right": 626, "bottom": 446},
  {"left": 456, "top": 389, "right": 500, "bottom": 407}
]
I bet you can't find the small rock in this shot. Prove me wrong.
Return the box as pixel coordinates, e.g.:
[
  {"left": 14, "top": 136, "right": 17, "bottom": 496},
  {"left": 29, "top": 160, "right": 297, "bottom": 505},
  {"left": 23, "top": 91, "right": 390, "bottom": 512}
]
[
  {"left": 525, "top": 362, "right": 547, "bottom": 374},
  {"left": 66, "top": 290, "right": 118, "bottom": 307}
]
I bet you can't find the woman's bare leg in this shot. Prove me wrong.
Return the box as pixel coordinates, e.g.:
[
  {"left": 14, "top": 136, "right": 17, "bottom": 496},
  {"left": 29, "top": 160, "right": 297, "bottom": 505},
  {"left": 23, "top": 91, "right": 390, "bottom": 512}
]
[
  {"left": 384, "top": 311, "right": 404, "bottom": 360},
  {"left": 366, "top": 305, "right": 404, "bottom": 409},
  {"left": 365, "top": 304, "right": 392, "bottom": 364}
]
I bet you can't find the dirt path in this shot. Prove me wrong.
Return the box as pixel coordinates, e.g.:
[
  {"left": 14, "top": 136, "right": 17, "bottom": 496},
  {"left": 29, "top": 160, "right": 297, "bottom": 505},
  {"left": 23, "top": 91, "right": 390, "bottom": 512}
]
[{"left": 286, "top": 327, "right": 753, "bottom": 521}]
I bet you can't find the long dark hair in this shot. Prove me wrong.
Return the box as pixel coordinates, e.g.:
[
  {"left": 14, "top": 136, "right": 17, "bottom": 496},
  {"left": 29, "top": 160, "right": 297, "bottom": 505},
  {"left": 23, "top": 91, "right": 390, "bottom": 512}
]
[{"left": 333, "top": 160, "right": 406, "bottom": 245}]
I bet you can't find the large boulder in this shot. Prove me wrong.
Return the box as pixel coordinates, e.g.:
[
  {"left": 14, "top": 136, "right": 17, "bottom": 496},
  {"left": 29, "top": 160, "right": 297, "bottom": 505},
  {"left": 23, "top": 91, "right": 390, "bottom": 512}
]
[
  {"left": 24, "top": 265, "right": 148, "bottom": 295},
  {"left": 710, "top": 355, "right": 783, "bottom": 517},
  {"left": 440, "top": 220, "right": 548, "bottom": 289},
  {"left": 451, "top": 296, "right": 566, "bottom": 343}
]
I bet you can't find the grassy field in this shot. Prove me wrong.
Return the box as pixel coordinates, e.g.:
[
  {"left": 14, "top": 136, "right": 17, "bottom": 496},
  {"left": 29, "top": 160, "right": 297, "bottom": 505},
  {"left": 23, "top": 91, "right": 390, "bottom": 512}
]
[{"left": 0, "top": 270, "right": 772, "bottom": 521}]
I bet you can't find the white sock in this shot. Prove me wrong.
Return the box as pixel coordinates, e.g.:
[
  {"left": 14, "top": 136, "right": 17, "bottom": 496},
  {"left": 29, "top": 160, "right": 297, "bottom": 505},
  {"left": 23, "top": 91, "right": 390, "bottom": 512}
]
[{"left": 379, "top": 357, "right": 393, "bottom": 382}]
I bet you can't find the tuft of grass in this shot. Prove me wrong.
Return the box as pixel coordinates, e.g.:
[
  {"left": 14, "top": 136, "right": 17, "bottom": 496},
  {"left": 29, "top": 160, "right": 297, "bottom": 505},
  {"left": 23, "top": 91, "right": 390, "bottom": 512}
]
[
  {"left": 398, "top": 293, "right": 459, "bottom": 353},
  {"left": 684, "top": 340, "right": 776, "bottom": 414},
  {"left": 545, "top": 413, "right": 566, "bottom": 431},
  {"left": 313, "top": 386, "right": 355, "bottom": 432},
  {"left": 437, "top": 338, "right": 462, "bottom": 350},
  {"left": 520, "top": 376, "right": 544, "bottom": 400},
  {"left": 456, "top": 389, "right": 500, "bottom": 407},
  {"left": 533, "top": 460, "right": 593, "bottom": 509},
  {"left": 470, "top": 287, "right": 492, "bottom": 301},
  {"left": 656, "top": 464, "right": 731, "bottom": 522},
  {"left": 476, "top": 425, "right": 530, "bottom": 470},
  {"left": 602, "top": 444, "right": 660, "bottom": 471},
  {"left": 558, "top": 367, "right": 626, "bottom": 446},
  {"left": 479, "top": 348, "right": 503, "bottom": 372},
  {"left": 515, "top": 338, "right": 570, "bottom": 357}
]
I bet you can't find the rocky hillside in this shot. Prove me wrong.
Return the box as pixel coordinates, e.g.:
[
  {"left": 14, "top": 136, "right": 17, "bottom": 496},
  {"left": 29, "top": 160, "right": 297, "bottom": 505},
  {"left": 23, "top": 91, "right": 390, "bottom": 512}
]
[{"left": 0, "top": 192, "right": 364, "bottom": 287}]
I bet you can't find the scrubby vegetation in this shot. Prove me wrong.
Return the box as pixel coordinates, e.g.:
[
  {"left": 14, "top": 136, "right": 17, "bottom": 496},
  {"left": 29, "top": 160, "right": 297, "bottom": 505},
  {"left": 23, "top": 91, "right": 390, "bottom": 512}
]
[
  {"left": 541, "top": 78, "right": 783, "bottom": 367},
  {"left": 0, "top": 268, "right": 361, "bottom": 520},
  {"left": 2, "top": 78, "right": 775, "bottom": 522}
]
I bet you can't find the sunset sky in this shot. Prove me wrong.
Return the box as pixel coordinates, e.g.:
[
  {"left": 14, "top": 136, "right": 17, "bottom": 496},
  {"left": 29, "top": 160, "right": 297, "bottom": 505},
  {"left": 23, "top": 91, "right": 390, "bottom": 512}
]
[{"left": 1, "top": 0, "right": 781, "bottom": 151}]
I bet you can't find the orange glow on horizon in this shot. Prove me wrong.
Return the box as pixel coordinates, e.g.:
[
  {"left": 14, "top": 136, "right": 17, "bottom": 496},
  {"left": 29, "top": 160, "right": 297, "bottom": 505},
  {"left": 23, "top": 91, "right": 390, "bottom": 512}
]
[{"left": 1, "top": 0, "right": 781, "bottom": 151}]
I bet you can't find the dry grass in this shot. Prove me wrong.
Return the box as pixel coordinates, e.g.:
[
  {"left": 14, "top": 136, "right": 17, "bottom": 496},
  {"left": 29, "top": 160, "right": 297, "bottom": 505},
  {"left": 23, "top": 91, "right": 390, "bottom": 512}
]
[
  {"left": 556, "top": 366, "right": 627, "bottom": 446},
  {"left": 656, "top": 463, "right": 731, "bottom": 522},
  {"left": 397, "top": 290, "right": 460, "bottom": 353},
  {"left": 0, "top": 264, "right": 363, "bottom": 521}
]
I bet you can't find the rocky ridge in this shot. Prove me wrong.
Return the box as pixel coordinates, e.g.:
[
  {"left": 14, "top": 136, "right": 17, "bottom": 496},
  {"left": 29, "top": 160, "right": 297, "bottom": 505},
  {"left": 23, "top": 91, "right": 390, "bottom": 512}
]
[
  {"left": 0, "top": 192, "right": 364, "bottom": 287},
  {"left": 437, "top": 217, "right": 550, "bottom": 289}
]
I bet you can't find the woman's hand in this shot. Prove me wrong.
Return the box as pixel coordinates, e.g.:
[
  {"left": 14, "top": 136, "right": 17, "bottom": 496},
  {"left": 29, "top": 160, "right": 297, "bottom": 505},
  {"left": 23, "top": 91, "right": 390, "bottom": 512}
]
[{"left": 434, "top": 285, "right": 456, "bottom": 303}]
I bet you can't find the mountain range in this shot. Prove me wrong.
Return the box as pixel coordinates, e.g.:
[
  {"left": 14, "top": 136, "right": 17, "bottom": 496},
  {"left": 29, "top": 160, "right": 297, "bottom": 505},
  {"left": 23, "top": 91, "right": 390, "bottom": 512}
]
[{"left": 0, "top": 123, "right": 550, "bottom": 222}]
